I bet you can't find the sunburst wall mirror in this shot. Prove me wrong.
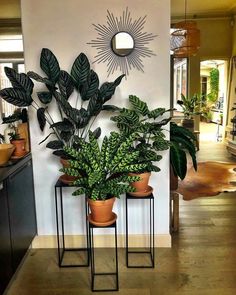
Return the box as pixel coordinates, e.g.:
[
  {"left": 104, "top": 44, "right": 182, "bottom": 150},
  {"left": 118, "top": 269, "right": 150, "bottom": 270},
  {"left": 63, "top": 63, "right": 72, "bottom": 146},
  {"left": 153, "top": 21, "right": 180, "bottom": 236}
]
[{"left": 88, "top": 8, "right": 157, "bottom": 77}]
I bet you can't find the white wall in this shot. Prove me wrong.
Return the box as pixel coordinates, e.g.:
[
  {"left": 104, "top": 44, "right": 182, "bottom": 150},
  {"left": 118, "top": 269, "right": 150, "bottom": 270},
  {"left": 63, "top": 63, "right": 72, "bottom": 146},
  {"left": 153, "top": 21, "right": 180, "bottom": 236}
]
[{"left": 21, "top": 0, "right": 171, "bottom": 246}]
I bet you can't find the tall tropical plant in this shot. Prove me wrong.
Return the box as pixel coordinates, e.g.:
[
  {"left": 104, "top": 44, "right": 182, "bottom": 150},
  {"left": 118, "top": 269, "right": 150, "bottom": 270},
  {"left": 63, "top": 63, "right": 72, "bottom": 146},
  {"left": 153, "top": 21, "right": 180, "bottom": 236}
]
[
  {"left": 110, "top": 95, "right": 171, "bottom": 172},
  {"left": 0, "top": 48, "right": 124, "bottom": 157},
  {"left": 170, "top": 122, "right": 197, "bottom": 180},
  {"left": 61, "top": 131, "right": 147, "bottom": 200}
]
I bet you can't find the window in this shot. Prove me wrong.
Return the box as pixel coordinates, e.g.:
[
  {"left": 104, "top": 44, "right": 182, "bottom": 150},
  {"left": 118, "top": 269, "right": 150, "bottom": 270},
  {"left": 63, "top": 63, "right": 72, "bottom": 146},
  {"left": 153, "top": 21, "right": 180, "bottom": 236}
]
[
  {"left": 171, "top": 57, "right": 188, "bottom": 116},
  {"left": 0, "top": 62, "right": 25, "bottom": 117}
]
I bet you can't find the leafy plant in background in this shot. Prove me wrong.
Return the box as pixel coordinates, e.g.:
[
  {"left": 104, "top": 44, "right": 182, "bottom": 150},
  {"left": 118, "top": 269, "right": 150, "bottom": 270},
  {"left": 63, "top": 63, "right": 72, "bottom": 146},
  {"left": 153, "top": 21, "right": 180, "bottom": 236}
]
[
  {"left": 208, "top": 68, "right": 219, "bottom": 103},
  {"left": 0, "top": 48, "right": 124, "bottom": 158},
  {"left": 177, "top": 93, "right": 202, "bottom": 119},
  {"left": 61, "top": 131, "right": 147, "bottom": 200},
  {"left": 110, "top": 95, "right": 171, "bottom": 172},
  {"left": 170, "top": 122, "right": 197, "bottom": 180}
]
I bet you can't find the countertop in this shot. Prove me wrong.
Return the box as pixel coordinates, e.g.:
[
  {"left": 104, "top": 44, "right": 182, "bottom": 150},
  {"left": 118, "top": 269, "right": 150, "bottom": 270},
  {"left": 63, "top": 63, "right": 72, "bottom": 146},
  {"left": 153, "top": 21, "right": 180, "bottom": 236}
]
[{"left": 0, "top": 153, "right": 32, "bottom": 182}]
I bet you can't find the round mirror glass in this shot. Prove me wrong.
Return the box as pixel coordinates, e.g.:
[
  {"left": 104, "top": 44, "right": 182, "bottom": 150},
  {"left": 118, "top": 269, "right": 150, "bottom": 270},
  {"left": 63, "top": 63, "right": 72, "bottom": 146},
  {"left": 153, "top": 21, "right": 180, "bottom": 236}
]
[{"left": 111, "top": 32, "right": 134, "bottom": 56}]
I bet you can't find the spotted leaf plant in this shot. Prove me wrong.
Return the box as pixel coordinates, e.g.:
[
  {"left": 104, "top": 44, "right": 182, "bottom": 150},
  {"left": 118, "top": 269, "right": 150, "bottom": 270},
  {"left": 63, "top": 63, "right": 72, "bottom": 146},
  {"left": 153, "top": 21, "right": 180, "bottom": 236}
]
[
  {"left": 110, "top": 95, "right": 171, "bottom": 173},
  {"left": 61, "top": 131, "right": 148, "bottom": 200}
]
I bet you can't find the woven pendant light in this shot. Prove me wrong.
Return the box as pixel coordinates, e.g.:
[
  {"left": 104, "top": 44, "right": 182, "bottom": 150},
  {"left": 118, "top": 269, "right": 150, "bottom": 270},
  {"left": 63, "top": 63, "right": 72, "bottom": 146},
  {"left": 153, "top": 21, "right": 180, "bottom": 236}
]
[{"left": 171, "top": 0, "right": 200, "bottom": 57}]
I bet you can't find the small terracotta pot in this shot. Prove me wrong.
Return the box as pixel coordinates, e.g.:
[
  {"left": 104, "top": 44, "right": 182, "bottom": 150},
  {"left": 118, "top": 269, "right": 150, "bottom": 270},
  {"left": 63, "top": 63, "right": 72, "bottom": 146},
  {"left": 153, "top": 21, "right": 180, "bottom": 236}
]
[
  {"left": 88, "top": 197, "right": 115, "bottom": 223},
  {"left": 11, "top": 139, "right": 26, "bottom": 157},
  {"left": 129, "top": 172, "right": 151, "bottom": 192},
  {"left": 60, "top": 157, "right": 78, "bottom": 184}
]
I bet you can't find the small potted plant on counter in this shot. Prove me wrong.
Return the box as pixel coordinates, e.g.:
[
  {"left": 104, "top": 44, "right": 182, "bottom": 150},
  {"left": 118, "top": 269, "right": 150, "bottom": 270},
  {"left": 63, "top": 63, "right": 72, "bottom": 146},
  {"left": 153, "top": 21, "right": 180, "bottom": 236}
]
[
  {"left": 61, "top": 131, "right": 147, "bottom": 224},
  {"left": 8, "top": 127, "right": 26, "bottom": 158}
]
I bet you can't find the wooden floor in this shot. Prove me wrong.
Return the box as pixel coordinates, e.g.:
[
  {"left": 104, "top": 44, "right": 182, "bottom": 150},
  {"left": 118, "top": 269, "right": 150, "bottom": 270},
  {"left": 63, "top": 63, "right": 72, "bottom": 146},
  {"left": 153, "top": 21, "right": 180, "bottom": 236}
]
[{"left": 5, "top": 141, "right": 236, "bottom": 295}]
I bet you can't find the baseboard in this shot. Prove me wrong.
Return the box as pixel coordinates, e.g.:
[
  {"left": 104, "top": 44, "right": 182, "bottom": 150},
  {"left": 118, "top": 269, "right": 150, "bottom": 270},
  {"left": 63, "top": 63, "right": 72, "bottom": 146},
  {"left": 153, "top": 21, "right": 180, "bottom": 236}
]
[{"left": 32, "top": 234, "right": 171, "bottom": 248}]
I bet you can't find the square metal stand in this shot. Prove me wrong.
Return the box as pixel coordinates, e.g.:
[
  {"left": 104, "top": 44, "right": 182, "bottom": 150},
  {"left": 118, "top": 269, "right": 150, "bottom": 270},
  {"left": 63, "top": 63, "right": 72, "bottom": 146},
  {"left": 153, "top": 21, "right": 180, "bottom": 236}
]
[
  {"left": 89, "top": 219, "right": 119, "bottom": 292},
  {"left": 125, "top": 192, "right": 155, "bottom": 268},
  {"left": 55, "top": 179, "right": 90, "bottom": 267}
]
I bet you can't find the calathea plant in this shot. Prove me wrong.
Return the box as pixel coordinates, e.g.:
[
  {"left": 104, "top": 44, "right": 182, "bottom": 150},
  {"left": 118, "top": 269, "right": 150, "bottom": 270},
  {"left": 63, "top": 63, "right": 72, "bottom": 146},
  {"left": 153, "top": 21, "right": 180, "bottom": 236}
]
[
  {"left": 0, "top": 48, "right": 124, "bottom": 158},
  {"left": 110, "top": 95, "right": 171, "bottom": 173},
  {"left": 61, "top": 131, "right": 147, "bottom": 200},
  {"left": 170, "top": 122, "right": 197, "bottom": 181}
]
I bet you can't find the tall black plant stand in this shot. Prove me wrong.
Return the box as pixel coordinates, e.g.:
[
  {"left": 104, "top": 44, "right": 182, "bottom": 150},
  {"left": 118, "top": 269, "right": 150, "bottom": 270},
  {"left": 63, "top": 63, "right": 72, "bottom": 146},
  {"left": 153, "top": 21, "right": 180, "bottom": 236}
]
[
  {"left": 54, "top": 179, "right": 89, "bottom": 267},
  {"left": 88, "top": 214, "right": 119, "bottom": 292},
  {"left": 125, "top": 192, "right": 155, "bottom": 268}
]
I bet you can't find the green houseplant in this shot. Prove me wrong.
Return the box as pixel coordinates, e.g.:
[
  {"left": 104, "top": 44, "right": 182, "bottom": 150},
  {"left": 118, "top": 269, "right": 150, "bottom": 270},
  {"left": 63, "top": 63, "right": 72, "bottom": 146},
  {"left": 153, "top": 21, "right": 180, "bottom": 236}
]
[
  {"left": 177, "top": 93, "right": 202, "bottom": 131},
  {"left": 170, "top": 122, "right": 197, "bottom": 190},
  {"left": 61, "top": 131, "right": 147, "bottom": 223},
  {"left": 110, "top": 95, "right": 171, "bottom": 192},
  {"left": 0, "top": 48, "right": 124, "bottom": 158}
]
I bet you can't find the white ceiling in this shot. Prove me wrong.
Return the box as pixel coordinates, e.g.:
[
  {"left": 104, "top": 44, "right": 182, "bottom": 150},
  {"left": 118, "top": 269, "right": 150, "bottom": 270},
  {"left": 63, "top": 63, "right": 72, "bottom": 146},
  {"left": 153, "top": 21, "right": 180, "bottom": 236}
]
[{"left": 171, "top": 0, "right": 236, "bottom": 18}]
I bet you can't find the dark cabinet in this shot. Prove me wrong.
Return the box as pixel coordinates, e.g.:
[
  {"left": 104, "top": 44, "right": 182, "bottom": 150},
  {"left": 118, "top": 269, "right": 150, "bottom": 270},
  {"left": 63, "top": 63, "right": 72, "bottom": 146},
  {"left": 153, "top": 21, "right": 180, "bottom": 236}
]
[
  {"left": 0, "top": 156, "right": 37, "bottom": 294},
  {"left": 0, "top": 181, "right": 12, "bottom": 294}
]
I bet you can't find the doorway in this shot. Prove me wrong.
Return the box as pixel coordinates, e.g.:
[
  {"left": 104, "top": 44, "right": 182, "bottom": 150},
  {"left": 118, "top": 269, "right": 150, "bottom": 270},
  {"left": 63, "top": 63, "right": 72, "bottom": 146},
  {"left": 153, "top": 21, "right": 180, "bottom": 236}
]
[{"left": 199, "top": 59, "right": 228, "bottom": 143}]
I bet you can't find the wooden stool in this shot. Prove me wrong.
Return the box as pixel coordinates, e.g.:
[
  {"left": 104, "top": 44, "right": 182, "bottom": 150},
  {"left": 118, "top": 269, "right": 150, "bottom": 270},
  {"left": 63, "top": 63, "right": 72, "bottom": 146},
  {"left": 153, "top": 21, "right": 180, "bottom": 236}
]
[{"left": 170, "top": 191, "right": 179, "bottom": 232}]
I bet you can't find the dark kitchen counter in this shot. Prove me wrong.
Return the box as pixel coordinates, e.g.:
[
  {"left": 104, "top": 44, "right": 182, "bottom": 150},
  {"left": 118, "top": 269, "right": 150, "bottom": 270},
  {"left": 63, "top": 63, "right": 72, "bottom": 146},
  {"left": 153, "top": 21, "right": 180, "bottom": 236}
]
[{"left": 0, "top": 153, "right": 32, "bottom": 182}]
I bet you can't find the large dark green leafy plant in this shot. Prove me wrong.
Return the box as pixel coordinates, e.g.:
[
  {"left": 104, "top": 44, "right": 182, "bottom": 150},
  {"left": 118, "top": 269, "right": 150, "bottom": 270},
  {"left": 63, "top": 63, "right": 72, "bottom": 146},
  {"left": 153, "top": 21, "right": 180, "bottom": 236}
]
[
  {"left": 170, "top": 122, "right": 197, "bottom": 180},
  {"left": 61, "top": 131, "right": 148, "bottom": 200},
  {"left": 110, "top": 95, "right": 171, "bottom": 172},
  {"left": 0, "top": 48, "right": 124, "bottom": 157}
]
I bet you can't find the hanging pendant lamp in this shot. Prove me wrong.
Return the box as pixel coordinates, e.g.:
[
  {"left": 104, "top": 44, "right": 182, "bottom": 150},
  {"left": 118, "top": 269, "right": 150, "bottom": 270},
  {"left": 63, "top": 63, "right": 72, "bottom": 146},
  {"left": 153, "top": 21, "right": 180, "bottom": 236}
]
[{"left": 171, "top": 0, "right": 200, "bottom": 57}]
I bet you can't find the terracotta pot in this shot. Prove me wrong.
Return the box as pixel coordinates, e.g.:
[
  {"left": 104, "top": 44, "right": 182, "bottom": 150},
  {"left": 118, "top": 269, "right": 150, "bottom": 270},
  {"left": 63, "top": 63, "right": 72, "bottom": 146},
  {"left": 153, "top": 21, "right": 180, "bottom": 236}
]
[
  {"left": 11, "top": 139, "right": 26, "bottom": 157},
  {"left": 129, "top": 172, "right": 151, "bottom": 192},
  {"left": 88, "top": 197, "right": 115, "bottom": 223},
  {"left": 60, "top": 157, "right": 78, "bottom": 184}
]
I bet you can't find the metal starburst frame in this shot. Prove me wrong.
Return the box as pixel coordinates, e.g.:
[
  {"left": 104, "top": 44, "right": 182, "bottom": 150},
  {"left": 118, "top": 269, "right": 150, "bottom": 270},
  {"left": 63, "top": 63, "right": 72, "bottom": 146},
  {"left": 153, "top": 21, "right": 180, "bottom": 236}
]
[{"left": 87, "top": 8, "right": 157, "bottom": 77}]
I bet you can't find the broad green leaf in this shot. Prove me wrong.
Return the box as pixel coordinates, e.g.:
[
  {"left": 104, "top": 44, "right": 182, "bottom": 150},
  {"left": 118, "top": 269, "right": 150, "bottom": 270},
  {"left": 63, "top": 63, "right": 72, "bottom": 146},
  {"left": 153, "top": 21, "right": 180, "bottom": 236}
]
[
  {"left": 37, "top": 91, "right": 53, "bottom": 104},
  {"left": 0, "top": 88, "right": 33, "bottom": 107},
  {"left": 40, "top": 48, "right": 60, "bottom": 82},
  {"left": 71, "top": 53, "right": 90, "bottom": 88},
  {"left": 58, "top": 70, "right": 74, "bottom": 99},
  {"left": 46, "top": 140, "right": 64, "bottom": 150},
  {"left": 99, "top": 74, "right": 125, "bottom": 103},
  {"left": 81, "top": 70, "right": 99, "bottom": 100},
  {"left": 129, "top": 95, "right": 149, "bottom": 116},
  {"left": 37, "top": 107, "right": 46, "bottom": 131},
  {"left": 5, "top": 67, "right": 34, "bottom": 94}
]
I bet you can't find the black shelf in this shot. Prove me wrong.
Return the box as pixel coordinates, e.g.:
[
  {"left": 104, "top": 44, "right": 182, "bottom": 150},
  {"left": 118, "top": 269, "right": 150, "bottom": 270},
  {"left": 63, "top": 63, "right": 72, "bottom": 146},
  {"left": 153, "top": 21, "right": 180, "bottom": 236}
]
[
  {"left": 54, "top": 180, "right": 89, "bottom": 267},
  {"left": 125, "top": 192, "right": 155, "bottom": 268},
  {"left": 89, "top": 219, "right": 119, "bottom": 292}
]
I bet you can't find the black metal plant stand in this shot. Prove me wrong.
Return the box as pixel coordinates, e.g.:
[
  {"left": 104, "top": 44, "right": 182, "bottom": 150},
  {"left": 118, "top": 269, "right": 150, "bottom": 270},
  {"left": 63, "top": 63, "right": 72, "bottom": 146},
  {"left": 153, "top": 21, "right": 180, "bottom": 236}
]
[
  {"left": 125, "top": 192, "right": 155, "bottom": 268},
  {"left": 54, "top": 179, "right": 90, "bottom": 267},
  {"left": 89, "top": 216, "right": 119, "bottom": 292}
]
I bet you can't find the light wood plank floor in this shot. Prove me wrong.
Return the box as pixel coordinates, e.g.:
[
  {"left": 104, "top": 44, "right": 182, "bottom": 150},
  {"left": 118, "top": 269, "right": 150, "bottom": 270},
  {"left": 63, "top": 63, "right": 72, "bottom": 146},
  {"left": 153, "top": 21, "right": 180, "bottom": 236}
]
[{"left": 5, "top": 142, "right": 236, "bottom": 295}]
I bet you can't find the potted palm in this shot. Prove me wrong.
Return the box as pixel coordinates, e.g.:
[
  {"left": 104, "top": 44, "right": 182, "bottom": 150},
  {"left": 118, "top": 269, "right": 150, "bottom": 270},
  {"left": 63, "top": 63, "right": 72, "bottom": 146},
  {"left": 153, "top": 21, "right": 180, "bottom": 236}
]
[
  {"left": 177, "top": 93, "right": 202, "bottom": 131},
  {"left": 61, "top": 131, "right": 147, "bottom": 223},
  {"left": 170, "top": 122, "right": 197, "bottom": 190},
  {"left": 110, "top": 95, "right": 171, "bottom": 192}
]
